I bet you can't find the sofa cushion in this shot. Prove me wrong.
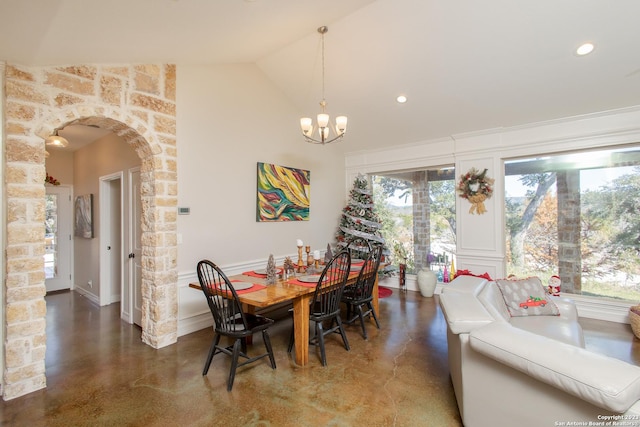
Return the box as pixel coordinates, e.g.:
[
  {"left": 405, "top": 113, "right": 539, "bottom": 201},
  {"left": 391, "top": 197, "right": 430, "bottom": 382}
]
[
  {"left": 477, "top": 281, "right": 510, "bottom": 322},
  {"left": 496, "top": 277, "right": 560, "bottom": 317},
  {"left": 510, "top": 316, "right": 585, "bottom": 347}
]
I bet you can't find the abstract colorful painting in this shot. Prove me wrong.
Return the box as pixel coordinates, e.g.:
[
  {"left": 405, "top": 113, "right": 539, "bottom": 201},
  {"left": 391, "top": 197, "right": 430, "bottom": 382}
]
[{"left": 257, "top": 162, "right": 310, "bottom": 222}]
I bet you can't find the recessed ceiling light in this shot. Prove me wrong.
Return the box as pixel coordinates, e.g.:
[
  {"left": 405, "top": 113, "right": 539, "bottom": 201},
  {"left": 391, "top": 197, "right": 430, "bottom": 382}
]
[
  {"left": 576, "top": 43, "right": 595, "bottom": 56},
  {"left": 396, "top": 95, "right": 407, "bottom": 103}
]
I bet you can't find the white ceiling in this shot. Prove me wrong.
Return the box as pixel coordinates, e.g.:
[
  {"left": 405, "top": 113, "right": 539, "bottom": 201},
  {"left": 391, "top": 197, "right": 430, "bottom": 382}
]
[{"left": 2, "top": 0, "right": 640, "bottom": 152}]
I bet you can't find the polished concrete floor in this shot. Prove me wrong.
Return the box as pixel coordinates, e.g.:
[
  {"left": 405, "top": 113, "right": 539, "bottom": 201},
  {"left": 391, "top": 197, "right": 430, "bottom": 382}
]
[{"left": 0, "top": 289, "right": 638, "bottom": 427}]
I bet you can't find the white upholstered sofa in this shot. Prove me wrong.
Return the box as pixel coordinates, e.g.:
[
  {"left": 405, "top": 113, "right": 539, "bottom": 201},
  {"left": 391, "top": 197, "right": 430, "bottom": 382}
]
[{"left": 439, "top": 275, "right": 640, "bottom": 427}]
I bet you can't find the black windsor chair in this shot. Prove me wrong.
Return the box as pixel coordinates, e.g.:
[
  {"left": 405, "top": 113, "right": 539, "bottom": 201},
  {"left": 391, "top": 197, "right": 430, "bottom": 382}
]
[
  {"left": 196, "top": 259, "right": 276, "bottom": 391},
  {"left": 344, "top": 237, "right": 372, "bottom": 263},
  {"left": 342, "top": 241, "right": 383, "bottom": 339},
  {"left": 287, "top": 250, "right": 351, "bottom": 366}
]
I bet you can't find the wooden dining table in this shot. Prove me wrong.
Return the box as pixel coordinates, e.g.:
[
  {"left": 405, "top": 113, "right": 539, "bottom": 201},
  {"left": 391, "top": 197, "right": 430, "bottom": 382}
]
[{"left": 189, "top": 266, "right": 380, "bottom": 367}]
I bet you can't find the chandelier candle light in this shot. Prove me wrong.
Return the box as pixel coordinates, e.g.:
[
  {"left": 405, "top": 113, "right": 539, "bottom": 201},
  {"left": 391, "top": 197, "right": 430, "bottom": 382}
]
[{"left": 300, "top": 26, "right": 347, "bottom": 145}]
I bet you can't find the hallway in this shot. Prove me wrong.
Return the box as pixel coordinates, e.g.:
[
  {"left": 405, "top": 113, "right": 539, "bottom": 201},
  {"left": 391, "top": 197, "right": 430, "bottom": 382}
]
[{"left": 0, "top": 289, "right": 637, "bottom": 426}]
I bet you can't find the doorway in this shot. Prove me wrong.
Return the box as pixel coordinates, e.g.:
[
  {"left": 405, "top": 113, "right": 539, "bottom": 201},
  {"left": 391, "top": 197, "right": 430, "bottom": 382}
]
[
  {"left": 45, "top": 185, "right": 73, "bottom": 292},
  {"left": 99, "top": 167, "right": 142, "bottom": 326}
]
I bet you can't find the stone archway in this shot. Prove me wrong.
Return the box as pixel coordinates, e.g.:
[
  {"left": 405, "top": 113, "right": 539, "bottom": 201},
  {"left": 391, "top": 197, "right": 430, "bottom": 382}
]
[
  {"left": 51, "top": 113, "right": 179, "bottom": 348},
  {"left": 4, "top": 64, "right": 177, "bottom": 400}
]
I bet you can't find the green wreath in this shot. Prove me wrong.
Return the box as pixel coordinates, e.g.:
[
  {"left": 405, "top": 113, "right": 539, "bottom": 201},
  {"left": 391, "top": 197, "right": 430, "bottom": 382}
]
[{"left": 457, "top": 168, "right": 494, "bottom": 214}]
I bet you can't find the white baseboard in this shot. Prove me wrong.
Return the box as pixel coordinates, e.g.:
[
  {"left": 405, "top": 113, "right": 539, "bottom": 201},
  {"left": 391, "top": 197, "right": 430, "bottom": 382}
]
[
  {"left": 178, "top": 312, "right": 212, "bottom": 337},
  {"left": 74, "top": 286, "right": 99, "bottom": 305}
]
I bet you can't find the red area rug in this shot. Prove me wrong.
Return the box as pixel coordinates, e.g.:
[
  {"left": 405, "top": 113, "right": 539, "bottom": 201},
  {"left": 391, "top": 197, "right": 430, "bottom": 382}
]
[{"left": 378, "top": 286, "right": 393, "bottom": 299}]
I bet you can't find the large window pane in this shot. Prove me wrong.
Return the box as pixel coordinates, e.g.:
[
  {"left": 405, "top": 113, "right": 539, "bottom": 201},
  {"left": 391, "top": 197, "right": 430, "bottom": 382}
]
[
  {"left": 505, "top": 147, "right": 640, "bottom": 301},
  {"left": 372, "top": 167, "right": 456, "bottom": 275}
]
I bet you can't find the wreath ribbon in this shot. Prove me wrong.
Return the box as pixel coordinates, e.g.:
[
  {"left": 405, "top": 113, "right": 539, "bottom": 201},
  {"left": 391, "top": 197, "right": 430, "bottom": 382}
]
[{"left": 467, "top": 194, "right": 488, "bottom": 215}]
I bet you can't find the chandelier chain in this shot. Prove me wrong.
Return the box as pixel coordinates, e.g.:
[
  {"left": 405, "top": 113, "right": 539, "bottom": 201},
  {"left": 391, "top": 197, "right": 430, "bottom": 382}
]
[{"left": 321, "top": 28, "right": 325, "bottom": 109}]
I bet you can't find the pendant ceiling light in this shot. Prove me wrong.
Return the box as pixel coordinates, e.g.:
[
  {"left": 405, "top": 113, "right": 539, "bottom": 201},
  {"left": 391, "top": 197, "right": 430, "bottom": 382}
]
[
  {"left": 45, "top": 128, "right": 69, "bottom": 148},
  {"left": 300, "top": 26, "right": 347, "bottom": 145}
]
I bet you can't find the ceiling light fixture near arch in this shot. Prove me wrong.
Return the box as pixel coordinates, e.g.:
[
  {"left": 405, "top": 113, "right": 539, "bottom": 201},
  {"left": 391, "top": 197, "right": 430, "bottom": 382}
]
[
  {"left": 396, "top": 95, "right": 407, "bottom": 104},
  {"left": 45, "top": 129, "right": 69, "bottom": 148}
]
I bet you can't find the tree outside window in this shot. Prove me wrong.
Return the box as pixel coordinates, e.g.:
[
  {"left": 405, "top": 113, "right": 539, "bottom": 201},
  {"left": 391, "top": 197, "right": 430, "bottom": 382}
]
[
  {"left": 372, "top": 167, "right": 456, "bottom": 274},
  {"left": 505, "top": 147, "right": 640, "bottom": 301}
]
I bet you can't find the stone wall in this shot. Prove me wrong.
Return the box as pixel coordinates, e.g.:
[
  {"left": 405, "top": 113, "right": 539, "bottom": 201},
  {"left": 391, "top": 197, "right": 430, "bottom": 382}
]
[{"left": 3, "top": 64, "right": 177, "bottom": 400}]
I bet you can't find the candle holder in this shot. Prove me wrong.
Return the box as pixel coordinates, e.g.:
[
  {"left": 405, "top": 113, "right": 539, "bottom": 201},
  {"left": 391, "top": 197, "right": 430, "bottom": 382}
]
[
  {"left": 306, "top": 245, "right": 312, "bottom": 266},
  {"left": 297, "top": 245, "right": 304, "bottom": 273},
  {"left": 314, "top": 259, "right": 320, "bottom": 271}
]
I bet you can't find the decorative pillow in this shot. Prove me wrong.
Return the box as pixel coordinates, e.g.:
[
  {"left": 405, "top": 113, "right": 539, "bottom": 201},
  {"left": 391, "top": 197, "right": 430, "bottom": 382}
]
[{"left": 495, "top": 276, "right": 560, "bottom": 317}]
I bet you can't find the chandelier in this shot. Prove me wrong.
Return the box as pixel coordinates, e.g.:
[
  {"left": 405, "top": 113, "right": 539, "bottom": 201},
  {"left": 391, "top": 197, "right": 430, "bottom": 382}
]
[{"left": 300, "top": 26, "right": 347, "bottom": 145}]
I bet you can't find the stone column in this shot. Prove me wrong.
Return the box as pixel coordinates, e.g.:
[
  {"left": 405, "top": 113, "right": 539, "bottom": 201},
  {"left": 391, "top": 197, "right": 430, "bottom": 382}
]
[
  {"left": 412, "top": 171, "right": 430, "bottom": 272},
  {"left": 557, "top": 170, "right": 581, "bottom": 293}
]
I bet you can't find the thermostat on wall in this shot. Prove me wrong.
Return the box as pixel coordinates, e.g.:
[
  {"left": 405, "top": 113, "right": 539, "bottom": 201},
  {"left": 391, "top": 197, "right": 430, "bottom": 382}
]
[{"left": 178, "top": 207, "right": 190, "bottom": 215}]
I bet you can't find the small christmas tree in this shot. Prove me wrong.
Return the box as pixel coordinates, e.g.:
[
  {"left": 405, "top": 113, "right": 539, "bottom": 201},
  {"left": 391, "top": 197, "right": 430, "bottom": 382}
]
[
  {"left": 266, "top": 254, "right": 277, "bottom": 284},
  {"left": 336, "top": 174, "right": 386, "bottom": 254}
]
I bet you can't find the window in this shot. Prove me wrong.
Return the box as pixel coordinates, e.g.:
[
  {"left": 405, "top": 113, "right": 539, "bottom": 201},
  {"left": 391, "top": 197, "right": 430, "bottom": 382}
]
[
  {"left": 372, "top": 167, "right": 456, "bottom": 275},
  {"left": 504, "top": 146, "right": 640, "bottom": 301}
]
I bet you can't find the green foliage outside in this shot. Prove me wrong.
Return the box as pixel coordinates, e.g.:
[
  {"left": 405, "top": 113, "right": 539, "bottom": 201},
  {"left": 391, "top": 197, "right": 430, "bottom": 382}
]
[{"left": 372, "top": 174, "right": 456, "bottom": 274}]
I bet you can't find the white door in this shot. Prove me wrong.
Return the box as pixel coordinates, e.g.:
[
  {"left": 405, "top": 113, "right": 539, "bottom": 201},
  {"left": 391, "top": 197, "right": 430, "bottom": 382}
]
[
  {"left": 45, "top": 186, "right": 72, "bottom": 292},
  {"left": 129, "top": 168, "right": 143, "bottom": 326},
  {"left": 99, "top": 173, "right": 123, "bottom": 307}
]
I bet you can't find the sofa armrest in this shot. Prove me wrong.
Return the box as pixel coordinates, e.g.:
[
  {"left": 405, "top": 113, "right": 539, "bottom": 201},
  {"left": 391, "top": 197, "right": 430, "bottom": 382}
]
[
  {"left": 442, "top": 275, "right": 488, "bottom": 295},
  {"left": 551, "top": 296, "right": 579, "bottom": 321},
  {"left": 470, "top": 322, "right": 640, "bottom": 413},
  {"left": 439, "top": 292, "right": 494, "bottom": 334}
]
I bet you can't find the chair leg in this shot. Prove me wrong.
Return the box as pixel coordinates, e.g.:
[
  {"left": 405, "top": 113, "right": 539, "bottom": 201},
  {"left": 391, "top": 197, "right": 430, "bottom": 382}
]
[
  {"left": 203, "top": 334, "right": 221, "bottom": 375},
  {"left": 227, "top": 339, "right": 242, "bottom": 391},
  {"left": 316, "top": 322, "right": 327, "bottom": 366},
  {"left": 335, "top": 315, "right": 350, "bottom": 351},
  {"left": 356, "top": 304, "right": 368, "bottom": 339},
  {"left": 368, "top": 302, "right": 381, "bottom": 329},
  {"left": 287, "top": 325, "right": 294, "bottom": 353},
  {"left": 263, "top": 330, "right": 276, "bottom": 369}
]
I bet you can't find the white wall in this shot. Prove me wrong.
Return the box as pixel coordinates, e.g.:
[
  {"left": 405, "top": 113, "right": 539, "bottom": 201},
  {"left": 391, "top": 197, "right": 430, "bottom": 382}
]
[{"left": 176, "top": 64, "right": 348, "bottom": 334}]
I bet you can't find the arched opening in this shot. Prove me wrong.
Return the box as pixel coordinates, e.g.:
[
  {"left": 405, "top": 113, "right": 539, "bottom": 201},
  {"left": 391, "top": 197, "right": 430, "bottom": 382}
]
[{"left": 40, "top": 113, "right": 178, "bottom": 347}]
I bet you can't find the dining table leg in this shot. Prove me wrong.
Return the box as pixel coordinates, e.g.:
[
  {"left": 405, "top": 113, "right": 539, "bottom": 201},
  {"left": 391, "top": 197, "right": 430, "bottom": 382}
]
[
  {"left": 371, "top": 274, "right": 380, "bottom": 324},
  {"left": 292, "top": 294, "right": 311, "bottom": 366}
]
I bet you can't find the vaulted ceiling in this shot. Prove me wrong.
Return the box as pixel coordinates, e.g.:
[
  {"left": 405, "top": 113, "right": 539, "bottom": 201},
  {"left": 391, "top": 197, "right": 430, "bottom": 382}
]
[{"left": 2, "top": 0, "right": 639, "bottom": 152}]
